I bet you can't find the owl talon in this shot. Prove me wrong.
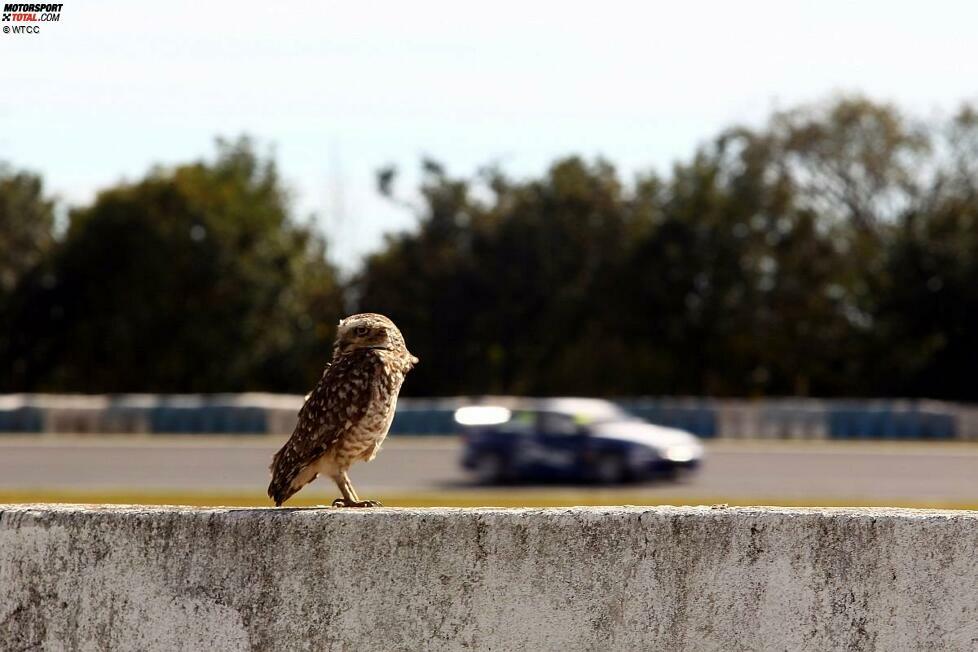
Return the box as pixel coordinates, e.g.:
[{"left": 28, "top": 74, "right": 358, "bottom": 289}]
[{"left": 331, "top": 498, "right": 383, "bottom": 508}]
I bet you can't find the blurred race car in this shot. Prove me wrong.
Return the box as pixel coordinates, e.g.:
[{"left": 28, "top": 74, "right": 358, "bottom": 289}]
[{"left": 455, "top": 398, "right": 704, "bottom": 484}]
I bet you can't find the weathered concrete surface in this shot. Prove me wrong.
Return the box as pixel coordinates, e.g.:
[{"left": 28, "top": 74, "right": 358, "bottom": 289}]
[{"left": 1, "top": 505, "right": 977, "bottom": 651}]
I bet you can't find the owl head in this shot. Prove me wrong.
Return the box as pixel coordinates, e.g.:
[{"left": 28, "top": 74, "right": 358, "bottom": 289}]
[{"left": 334, "top": 313, "right": 419, "bottom": 366}]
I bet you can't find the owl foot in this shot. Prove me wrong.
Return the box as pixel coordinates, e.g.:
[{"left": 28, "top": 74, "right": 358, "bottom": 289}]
[{"left": 331, "top": 498, "right": 383, "bottom": 508}]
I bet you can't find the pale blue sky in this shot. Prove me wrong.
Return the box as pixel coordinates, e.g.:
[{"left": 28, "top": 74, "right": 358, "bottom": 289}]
[{"left": 2, "top": 1, "right": 977, "bottom": 269}]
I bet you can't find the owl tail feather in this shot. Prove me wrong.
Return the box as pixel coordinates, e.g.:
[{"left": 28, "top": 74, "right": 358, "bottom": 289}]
[
  {"left": 268, "top": 467, "right": 300, "bottom": 507},
  {"left": 267, "top": 477, "right": 294, "bottom": 507},
  {"left": 268, "top": 454, "right": 318, "bottom": 507},
  {"left": 268, "top": 453, "right": 287, "bottom": 506}
]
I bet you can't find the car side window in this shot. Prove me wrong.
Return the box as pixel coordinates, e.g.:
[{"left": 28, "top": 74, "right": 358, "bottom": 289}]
[
  {"left": 504, "top": 410, "right": 536, "bottom": 435},
  {"left": 538, "top": 412, "right": 579, "bottom": 436}
]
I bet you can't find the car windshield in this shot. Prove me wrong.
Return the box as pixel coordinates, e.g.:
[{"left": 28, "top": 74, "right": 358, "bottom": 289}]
[{"left": 538, "top": 399, "right": 634, "bottom": 425}]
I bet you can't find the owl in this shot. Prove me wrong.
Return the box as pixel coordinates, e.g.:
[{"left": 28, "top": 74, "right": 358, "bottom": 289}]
[{"left": 268, "top": 313, "right": 418, "bottom": 507}]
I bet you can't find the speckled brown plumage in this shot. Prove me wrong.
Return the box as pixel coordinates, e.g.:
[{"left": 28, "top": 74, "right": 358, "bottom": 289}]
[{"left": 268, "top": 313, "right": 418, "bottom": 507}]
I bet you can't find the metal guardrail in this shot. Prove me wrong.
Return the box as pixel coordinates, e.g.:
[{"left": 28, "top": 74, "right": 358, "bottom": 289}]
[{"left": 0, "top": 394, "right": 975, "bottom": 440}]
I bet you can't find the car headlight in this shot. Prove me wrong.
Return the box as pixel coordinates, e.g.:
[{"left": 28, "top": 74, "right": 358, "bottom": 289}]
[{"left": 663, "top": 445, "right": 697, "bottom": 462}]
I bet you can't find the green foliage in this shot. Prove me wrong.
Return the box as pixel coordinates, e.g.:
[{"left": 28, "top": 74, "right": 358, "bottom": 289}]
[
  {"left": 356, "top": 96, "right": 978, "bottom": 399},
  {"left": 0, "top": 138, "right": 343, "bottom": 392},
  {"left": 0, "top": 165, "right": 57, "bottom": 385},
  {"left": 872, "top": 197, "right": 978, "bottom": 400},
  {"left": 3, "top": 96, "right": 978, "bottom": 399},
  {"left": 0, "top": 165, "right": 55, "bottom": 293}
]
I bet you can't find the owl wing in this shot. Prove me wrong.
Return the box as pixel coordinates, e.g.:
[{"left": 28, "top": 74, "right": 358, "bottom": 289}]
[{"left": 267, "top": 351, "right": 382, "bottom": 506}]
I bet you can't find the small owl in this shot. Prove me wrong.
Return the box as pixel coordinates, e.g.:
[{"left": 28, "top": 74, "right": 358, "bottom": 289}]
[{"left": 268, "top": 313, "right": 418, "bottom": 507}]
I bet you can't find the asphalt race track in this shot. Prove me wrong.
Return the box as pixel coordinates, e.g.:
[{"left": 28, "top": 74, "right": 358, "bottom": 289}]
[{"left": 1, "top": 436, "right": 976, "bottom": 505}]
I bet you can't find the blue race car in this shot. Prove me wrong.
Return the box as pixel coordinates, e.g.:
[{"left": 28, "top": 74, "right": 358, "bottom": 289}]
[{"left": 456, "top": 398, "right": 704, "bottom": 484}]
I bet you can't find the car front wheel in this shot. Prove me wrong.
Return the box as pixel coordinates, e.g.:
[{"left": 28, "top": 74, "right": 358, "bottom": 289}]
[{"left": 592, "top": 452, "right": 629, "bottom": 484}]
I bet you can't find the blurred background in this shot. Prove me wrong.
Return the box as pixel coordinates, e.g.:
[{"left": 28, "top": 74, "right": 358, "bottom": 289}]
[{"left": 1, "top": 1, "right": 976, "bottom": 508}]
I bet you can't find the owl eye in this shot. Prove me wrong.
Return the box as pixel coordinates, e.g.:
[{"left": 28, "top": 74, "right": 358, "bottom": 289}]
[{"left": 354, "top": 325, "right": 369, "bottom": 337}]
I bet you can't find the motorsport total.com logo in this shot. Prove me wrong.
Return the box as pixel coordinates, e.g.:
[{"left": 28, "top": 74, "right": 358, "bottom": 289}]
[{"left": 2, "top": 3, "right": 62, "bottom": 34}]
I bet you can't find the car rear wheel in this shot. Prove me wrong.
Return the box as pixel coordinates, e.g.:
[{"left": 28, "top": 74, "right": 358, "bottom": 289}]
[{"left": 472, "top": 453, "right": 507, "bottom": 484}]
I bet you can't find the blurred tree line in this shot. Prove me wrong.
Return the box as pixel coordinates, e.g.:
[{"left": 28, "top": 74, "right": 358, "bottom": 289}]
[
  {"left": 2, "top": 97, "right": 977, "bottom": 399},
  {"left": 0, "top": 139, "right": 342, "bottom": 392}
]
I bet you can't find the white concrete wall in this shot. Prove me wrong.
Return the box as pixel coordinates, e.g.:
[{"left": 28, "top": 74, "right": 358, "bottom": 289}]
[{"left": 1, "top": 505, "right": 977, "bottom": 651}]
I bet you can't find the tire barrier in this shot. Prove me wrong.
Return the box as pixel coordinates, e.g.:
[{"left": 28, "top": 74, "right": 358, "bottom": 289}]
[
  {"left": 618, "top": 398, "right": 717, "bottom": 438},
  {"left": 0, "top": 394, "right": 975, "bottom": 440}
]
